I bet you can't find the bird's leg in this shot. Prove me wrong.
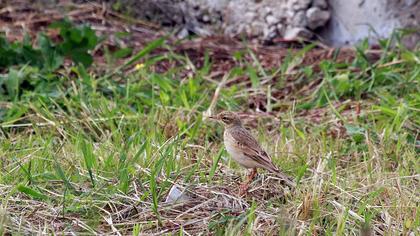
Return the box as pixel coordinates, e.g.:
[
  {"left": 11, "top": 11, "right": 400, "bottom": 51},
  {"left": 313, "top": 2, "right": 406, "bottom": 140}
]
[
  {"left": 239, "top": 168, "right": 258, "bottom": 196},
  {"left": 247, "top": 168, "right": 258, "bottom": 182}
]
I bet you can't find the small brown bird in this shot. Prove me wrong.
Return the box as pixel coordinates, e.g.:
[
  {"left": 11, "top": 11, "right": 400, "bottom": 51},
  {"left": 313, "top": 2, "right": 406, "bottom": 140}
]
[{"left": 209, "top": 111, "right": 295, "bottom": 193}]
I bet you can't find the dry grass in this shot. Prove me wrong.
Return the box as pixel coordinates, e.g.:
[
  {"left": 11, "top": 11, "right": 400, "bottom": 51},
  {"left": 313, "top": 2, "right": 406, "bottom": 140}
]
[{"left": 1, "top": 112, "right": 418, "bottom": 235}]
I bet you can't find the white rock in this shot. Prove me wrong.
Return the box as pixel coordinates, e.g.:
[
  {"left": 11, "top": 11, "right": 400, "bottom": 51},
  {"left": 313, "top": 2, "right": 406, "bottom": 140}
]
[
  {"left": 176, "top": 27, "right": 189, "bottom": 39},
  {"left": 291, "top": 10, "right": 307, "bottom": 27},
  {"left": 291, "top": 0, "right": 312, "bottom": 11},
  {"left": 405, "top": 0, "right": 416, "bottom": 7},
  {"left": 202, "top": 14, "right": 211, "bottom": 23},
  {"left": 244, "top": 11, "right": 256, "bottom": 20},
  {"left": 276, "top": 23, "right": 285, "bottom": 34},
  {"left": 263, "top": 25, "right": 278, "bottom": 40},
  {"left": 250, "top": 21, "right": 265, "bottom": 36},
  {"left": 313, "top": 0, "right": 328, "bottom": 9},
  {"left": 306, "top": 7, "right": 331, "bottom": 29},
  {"left": 286, "top": 9, "right": 295, "bottom": 19},
  {"left": 265, "top": 14, "right": 278, "bottom": 25},
  {"left": 284, "top": 26, "right": 312, "bottom": 39}
]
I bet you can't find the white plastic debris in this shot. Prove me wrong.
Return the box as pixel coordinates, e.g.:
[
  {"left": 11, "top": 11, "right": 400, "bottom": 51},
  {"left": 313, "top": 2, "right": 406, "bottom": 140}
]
[{"left": 165, "top": 184, "right": 189, "bottom": 203}]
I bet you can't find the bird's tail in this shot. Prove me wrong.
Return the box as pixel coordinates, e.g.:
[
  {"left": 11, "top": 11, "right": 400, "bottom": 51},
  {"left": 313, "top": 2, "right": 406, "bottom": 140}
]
[{"left": 265, "top": 165, "right": 296, "bottom": 188}]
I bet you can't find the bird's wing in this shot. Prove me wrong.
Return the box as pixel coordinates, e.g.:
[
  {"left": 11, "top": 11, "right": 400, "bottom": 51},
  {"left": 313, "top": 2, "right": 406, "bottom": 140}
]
[
  {"left": 230, "top": 127, "right": 296, "bottom": 188},
  {"left": 229, "top": 128, "right": 276, "bottom": 170}
]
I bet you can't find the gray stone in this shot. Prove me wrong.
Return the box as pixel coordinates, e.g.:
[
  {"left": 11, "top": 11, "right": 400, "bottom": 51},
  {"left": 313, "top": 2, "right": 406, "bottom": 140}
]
[
  {"left": 291, "top": 0, "right": 312, "bottom": 11},
  {"left": 202, "top": 14, "right": 210, "bottom": 23},
  {"left": 244, "top": 11, "right": 256, "bottom": 20},
  {"left": 320, "top": 0, "right": 419, "bottom": 48},
  {"left": 291, "top": 10, "right": 307, "bottom": 27},
  {"left": 276, "top": 24, "right": 285, "bottom": 34},
  {"left": 284, "top": 26, "right": 313, "bottom": 39},
  {"left": 104, "top": 0, "right": 333, "bottom": 43},
  {"left": 176, "top": 27, "right": 189, "bottom": 39},
  {"left": 306, "top": 7, "right": 331, "bottom": 29},
  {"left": 265, "top": 14, "right": 278, "bottom": 25},
  {"left": 263, "top": 25, "right": 278, "bottom": 40},
  {"left": 250, "top": 21, "right": 265, "bottom": 36},
  {"left": 405, "top": 0, "right": 416, "bottom": 7},
  {"left": 313, "top": 0, "right": 328, "bottom": 9}
]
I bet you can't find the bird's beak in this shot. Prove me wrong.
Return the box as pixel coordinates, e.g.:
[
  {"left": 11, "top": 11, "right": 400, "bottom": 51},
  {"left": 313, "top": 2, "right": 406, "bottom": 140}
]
[{"left": 208, "top": 115, "right": 217, "bottom": 120}]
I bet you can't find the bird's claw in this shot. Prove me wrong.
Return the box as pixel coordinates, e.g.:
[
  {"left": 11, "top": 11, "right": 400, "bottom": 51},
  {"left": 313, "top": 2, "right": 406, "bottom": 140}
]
[{"left": 239, "top": 183, "right": 249, "bottom": 196}]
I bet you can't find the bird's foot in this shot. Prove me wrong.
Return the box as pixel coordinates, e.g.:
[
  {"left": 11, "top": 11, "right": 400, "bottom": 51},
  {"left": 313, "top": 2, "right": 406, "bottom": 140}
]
[
  {"left": 246, "top": 168, "right": 258, "bottom": 182},
  {"left": 239, "top": 168, "right": 258, "bottom": 196},
  {"left": 239, "top": 183, "right": 249, "bottom": 196}
]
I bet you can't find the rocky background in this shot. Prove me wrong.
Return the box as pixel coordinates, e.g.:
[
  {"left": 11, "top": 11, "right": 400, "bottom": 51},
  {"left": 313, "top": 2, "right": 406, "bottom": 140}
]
[
  {"left": 3, "top": 0, "right": 418, "bottom": 47},
  {"left": 323, "top": 0, "right": 419, "bottom": 48},
  {"left": 110, "top": 0, "right": 331, "bottom": 43}
]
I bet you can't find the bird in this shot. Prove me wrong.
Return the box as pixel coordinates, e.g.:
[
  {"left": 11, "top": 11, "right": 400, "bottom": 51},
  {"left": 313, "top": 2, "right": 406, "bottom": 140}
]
[{"left": 209, "top": 111, "right": 295, "bottom": 194}]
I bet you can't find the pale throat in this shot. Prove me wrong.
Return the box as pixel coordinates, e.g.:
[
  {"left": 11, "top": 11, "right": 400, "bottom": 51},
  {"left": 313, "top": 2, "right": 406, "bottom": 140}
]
[{"left": 225, "top": 120, "right": 242, "bottom": 129}]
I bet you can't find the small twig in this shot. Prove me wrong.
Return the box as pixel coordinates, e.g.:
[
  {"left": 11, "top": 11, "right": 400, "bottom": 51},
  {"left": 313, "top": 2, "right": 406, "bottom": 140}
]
[
  {"left": 103, "top": 215, "right": 122, "bottom": 236},
  {"left": 203, "top": 72, "right": 231, "bottom": 117}
]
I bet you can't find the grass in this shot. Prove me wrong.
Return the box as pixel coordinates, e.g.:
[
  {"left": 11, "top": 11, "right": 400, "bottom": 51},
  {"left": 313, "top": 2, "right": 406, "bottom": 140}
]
[{"left": 0, "top": 24, "right": 419, "bottom": 235}]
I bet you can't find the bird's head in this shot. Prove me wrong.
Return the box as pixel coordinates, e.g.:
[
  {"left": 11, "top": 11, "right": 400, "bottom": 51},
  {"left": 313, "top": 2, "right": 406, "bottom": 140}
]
[{"left": 209, "top": 111, "right": 242, "bottom": 127}]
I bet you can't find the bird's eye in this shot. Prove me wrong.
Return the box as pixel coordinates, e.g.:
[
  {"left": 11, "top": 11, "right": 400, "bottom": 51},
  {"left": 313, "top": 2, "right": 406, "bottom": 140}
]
[{"left": 222, "top": 117, "right": 229, "bottom": 121}]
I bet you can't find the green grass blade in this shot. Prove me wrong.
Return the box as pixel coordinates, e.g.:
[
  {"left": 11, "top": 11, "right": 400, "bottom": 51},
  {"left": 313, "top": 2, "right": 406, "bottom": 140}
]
[
  {"left": 209, "top": 147, "right": 224, "bottom": 180},
  {"left": 54, "top": 162, "right": 78, "bottom": 194},
  {"left": 17, "top": 184, "right": 48, "bottom": 201},
  {"left": 80, "top": 138, "right": 96, "bottom": 187},
  {"left": 122, "top": 37, "right": 165, "bottom": 69}
]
